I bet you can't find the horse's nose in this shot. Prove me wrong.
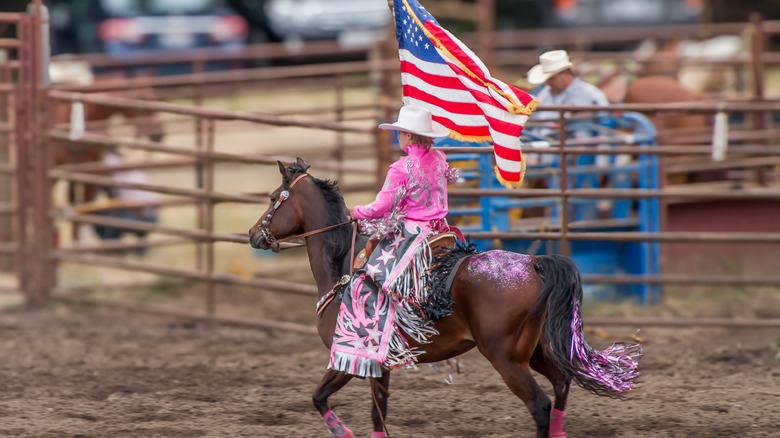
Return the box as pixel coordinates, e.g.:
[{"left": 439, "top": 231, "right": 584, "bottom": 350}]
[{"left": 248, "top": 229, "right": 267, "bottom": 249}]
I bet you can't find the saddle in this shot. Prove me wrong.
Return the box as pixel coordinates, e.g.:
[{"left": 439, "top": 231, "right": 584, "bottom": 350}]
[{"left": 352, "top": 232, "right": 458, "bottom": 270}]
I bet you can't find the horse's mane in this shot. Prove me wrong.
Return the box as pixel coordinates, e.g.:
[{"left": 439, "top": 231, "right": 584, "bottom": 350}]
[{"left": 285, "top": 163, "right": 352, "bottom": 278}]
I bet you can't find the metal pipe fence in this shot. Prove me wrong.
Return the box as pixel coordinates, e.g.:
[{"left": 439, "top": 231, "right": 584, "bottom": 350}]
[
  {"left": 42, "top": 84, "right": 378, "bottom": 331},
  {"left": 2, "top": 8, "right": 779, "bottom": 332}
]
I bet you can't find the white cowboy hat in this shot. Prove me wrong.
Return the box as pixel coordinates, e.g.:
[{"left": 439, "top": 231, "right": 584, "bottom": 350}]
[
  {"left": 378, "top": 105, "right": 450, "bottom": 138},
  {"left": 526, "top": 50, "right": 574, "bottom": 85}
]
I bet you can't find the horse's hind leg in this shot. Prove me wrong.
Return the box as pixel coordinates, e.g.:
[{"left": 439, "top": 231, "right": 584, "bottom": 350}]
[
  {"left": 369, "top": 370, "right": 390, "bottom": 437},
  {"left": 492, "top": 360, "right": 551, "bottom": 438},
  {"left": 313, "top": 370, "right": 355, "bottom": 438},
  {"left": 531, "top": 346, "right": 571, "bottom": 438}
]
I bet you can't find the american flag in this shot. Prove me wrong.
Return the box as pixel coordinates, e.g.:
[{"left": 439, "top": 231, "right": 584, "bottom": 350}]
[{"left": 393, "top": 0, "right": 537, "bottom": 187}]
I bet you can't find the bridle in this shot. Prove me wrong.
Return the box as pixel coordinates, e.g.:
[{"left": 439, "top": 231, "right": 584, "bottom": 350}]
[{"left": 257, "top": 172, "right": 355, "bottom": 253}]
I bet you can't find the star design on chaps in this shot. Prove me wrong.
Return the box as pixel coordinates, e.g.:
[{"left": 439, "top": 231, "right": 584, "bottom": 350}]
[
  {"left": 377, "top": 249, "right": 396, "bottom": 266},
  {"left": 389, "top": 234, "right": 406, "bottom": 249},
  {"left": 366, "top": 327, "right": 382, "bottom": 344},
  {"left": 366, "top": 263, "right": 381, "bottom": 279}
]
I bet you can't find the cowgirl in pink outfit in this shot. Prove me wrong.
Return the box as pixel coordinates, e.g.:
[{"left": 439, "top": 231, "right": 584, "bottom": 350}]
[{"left": 329, "top": 105, "right": 459, "bottom": 378}]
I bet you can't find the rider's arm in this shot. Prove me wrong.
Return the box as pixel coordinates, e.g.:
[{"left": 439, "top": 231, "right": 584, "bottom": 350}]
[{"left": 352, "top": 161, "right": 407, "bottom": 220}]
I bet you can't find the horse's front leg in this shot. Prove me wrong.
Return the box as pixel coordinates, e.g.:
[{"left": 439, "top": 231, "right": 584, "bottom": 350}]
[
  {"left": 313, "top": 369, "right": 355, "bottom": 438},
  {"left": 369, "top": 370, "right": 390, "bottom": 437}
]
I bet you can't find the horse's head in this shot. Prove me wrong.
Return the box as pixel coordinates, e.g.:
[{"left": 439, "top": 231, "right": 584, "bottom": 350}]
[{"left": 249, "top": 158, "right": 313, "bottom": 251}]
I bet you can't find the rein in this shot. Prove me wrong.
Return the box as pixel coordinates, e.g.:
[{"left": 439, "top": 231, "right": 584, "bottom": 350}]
[
  {"left": 315, "top": 221, "right": 358, "bottom": 317},
  {"left": 269, "top": 219, "right": 356, "bottom": 253}
]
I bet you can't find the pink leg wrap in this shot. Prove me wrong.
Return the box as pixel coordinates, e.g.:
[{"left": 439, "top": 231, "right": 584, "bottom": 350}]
[
  {"left": 549, "top": 408, "right": 566, "bottom": 438},
  {"left": 322, "top": 410, "right": 354, "bottom": 438},
  {"left": 371, "top": 433, "right": 388, "bottom": 438}
]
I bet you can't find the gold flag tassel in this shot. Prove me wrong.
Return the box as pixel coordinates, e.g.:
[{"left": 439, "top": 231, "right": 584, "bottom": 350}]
[{"left": 494, "top": 160, "right": 527, "bottom": 189}]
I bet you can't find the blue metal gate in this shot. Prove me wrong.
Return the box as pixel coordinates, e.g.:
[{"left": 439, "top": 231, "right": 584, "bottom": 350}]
[{"left": 443, "top": 112, "right": 661, "bottom": 304}]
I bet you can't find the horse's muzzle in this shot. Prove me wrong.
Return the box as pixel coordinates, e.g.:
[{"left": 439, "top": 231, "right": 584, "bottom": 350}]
[{"left": 249, "top": 229, "right": 270, "bottom": 250}]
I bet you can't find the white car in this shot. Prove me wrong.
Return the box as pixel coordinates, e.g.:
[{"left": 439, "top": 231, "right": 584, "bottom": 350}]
[
  {"left": 552, "top": 0, "right": 702, "bottom": 27},
  {"left": 263, "top": 0, "right": 390, "bottom": 49}
]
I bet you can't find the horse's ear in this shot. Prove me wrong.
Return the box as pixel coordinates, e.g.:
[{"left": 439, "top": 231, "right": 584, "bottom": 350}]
[
  {"left": 277, "top": 160, "right": 289, "bottom": 181},
  {"left": 296, "top": 157, "right": 310, "bottom": 172}
]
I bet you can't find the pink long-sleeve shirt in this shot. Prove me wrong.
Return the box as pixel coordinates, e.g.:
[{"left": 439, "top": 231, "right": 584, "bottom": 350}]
[{"left": 353, "top": 144, "right": 451, "bottom": 222}]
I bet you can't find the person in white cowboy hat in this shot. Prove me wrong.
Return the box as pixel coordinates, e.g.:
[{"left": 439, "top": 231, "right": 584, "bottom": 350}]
[
  {"left": 527, "top": 49, "right": 609, "bottom": 121},
  {"left": 328, "top": 105, "right": 460, "bottom": 382}
]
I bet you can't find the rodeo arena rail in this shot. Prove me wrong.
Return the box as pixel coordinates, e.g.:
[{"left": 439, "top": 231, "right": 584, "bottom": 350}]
[{"left": 2, "top": 3, "right": 780, "bottom": 334}]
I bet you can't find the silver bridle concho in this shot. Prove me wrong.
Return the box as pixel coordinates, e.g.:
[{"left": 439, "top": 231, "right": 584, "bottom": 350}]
[
  {"left": 257, "top": 189, "right": 289, "bottom": 246},
  {"left": 257, "top": 172, "right": 308, "bottom": 247}
]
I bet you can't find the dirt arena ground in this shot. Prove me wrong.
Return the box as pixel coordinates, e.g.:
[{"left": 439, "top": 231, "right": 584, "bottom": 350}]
[{"left": 0, "top": 306, "right": 778, "bottom": 438}]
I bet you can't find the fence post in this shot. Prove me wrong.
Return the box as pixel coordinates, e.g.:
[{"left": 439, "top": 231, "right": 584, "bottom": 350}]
[
  {"left": 477, "top": 0, "right": 495, "bottom": 70},
  {"left": 748, "top": 12, "right": 767, "bottom": 186},
  {"left": 14, "top": 15, "right": 30, "bottom": 302},
  {"left": 194, "top": 59, "right": 205, "bottom": 270},
  {"left": 0, "top": 53, "right": 12, "bottom": 272},
  {"left": 26, "top": 0, "right": 52, "bottom": 305},
  {"left": 374, "top": 24, "right": 395, "bottom": 190},
  {"left": 334, "top": 73, "right": 345, "bottom": 182},
  {"left": 557, "top": 111, "right": 570, "bottom": 257},
  {"left": 204, "top": 118, "right": 216, "bottom": 318}
]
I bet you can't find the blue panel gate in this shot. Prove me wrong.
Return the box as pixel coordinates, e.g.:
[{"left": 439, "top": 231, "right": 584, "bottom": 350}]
[{"left": 442, "top": 112, "right": 661, "bottom": 304}]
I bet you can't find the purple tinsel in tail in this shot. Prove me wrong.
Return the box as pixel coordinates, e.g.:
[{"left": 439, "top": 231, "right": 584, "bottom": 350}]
[
  {"left": 532, "top": 254, "right": 643, "bottom": 399},
  {"left": 569, "top": 304, "right": 643, "bottom": 394}
]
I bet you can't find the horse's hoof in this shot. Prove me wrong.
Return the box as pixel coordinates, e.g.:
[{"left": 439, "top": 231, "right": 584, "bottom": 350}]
[
  {"left": 549, "top": 432, "right": 566, "bottom": 438},
  {"left": 337, "top": 427, "right": 354, "bottom": 438},
  {"left": 330, "top": 425, "right": 354, "bottom": 438}
]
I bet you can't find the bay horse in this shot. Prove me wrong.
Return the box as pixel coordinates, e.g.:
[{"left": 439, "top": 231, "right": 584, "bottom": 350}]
[{"left": 248, "top": 159, "right": 642, "bottom": 438}]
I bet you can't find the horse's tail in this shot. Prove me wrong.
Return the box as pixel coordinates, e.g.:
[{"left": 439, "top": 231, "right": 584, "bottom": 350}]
[{"left": 532, "top": 254, "right": 643, "bottom": 399}]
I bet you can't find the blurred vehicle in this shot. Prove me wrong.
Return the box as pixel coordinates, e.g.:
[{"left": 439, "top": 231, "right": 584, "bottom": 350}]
[
  {"left": 265, "top": 0, "right": 389, "bottom": 49},
  {"left": 228, "top": 0, "right": 390, "bottom": 50},
  {"left": 50, "top": 0, "right": 248, "bottom": 74},
  {"left": 548, "top": 0, "right": 703, "bottom": 28}
]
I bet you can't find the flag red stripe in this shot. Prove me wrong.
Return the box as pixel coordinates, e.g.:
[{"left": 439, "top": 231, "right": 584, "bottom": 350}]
[
  {"left": 425, "top": 21, "right": 535, "bottom": 108},
  {"left": 401, "top": 60, "right": 478, "bottom": 92},
  {"left": 493, "top": 143, "right": 523, "bottom": 160},
  {"left": 401, "top": 60, "right": 507, "bottom": 112},
  {"left": 402, "top": 84, "right": 485, "bottom": 116},
  {"left": 432, "top": 114, "right": 491, "bottom": 137},
  {"left": 424, "top": 22, "right": 490, "bottom": 84},
  {"left": 497, "top": 169, "right": 521, "bottom": 181},
  {"left": 486, "top": 115, "right": 524, "bottom": 135}
]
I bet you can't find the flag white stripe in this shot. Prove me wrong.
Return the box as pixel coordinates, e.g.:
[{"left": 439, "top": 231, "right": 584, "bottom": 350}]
[
  {"left": 494, "top": 154, "right": 523, "bottom": 173},
  {"left": 404, "top": 96, "right": 488, "bottom": 127},
  {"left": 401, "top": 69, "right": 527, "bottom": 127},
  {"left": 490, "top": 130, "right": 523, "bottom": 149},
  {"left": 438, "top": 27, "right": 521, "bottom": 100}
]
